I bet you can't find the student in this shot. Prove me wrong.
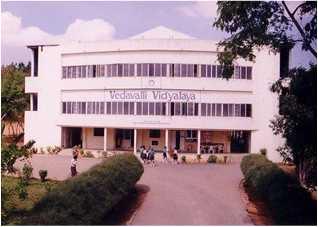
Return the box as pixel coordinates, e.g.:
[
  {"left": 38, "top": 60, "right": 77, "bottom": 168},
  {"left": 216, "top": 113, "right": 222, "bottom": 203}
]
[
  {"left": 71, "top": 154, "right": 78, "bottom": 177},
  {"left": 140, "top": 146, "right": 147, "bottom": 164},
  {"left": 173, "top": 147, "right": 178, "bottom": 164},
  {"left": 163, "top": 146, "right": 168, "bottom": 163},
  {"left": 149, "top": 148, "right": 156, "bottom": 167}
]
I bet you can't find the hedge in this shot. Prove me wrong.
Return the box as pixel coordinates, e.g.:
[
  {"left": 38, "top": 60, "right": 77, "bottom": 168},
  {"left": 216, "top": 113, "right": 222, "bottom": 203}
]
[
  {"left": 24, "top": 154, "right": 144, "bottom": 225},
  {"left": 241, "top": 154, "right": 316, "bottom": 225}
]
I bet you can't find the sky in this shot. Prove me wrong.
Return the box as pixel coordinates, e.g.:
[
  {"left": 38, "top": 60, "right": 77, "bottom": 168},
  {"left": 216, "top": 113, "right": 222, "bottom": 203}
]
[{"left": 1, "top": 1, "right": 316, "bottom": 68}]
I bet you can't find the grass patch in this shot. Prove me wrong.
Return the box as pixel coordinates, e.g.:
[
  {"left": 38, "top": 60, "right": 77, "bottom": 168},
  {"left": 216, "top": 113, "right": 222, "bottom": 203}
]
[{"left": 2, "top": 176, "right": 59, "bottom": 225}]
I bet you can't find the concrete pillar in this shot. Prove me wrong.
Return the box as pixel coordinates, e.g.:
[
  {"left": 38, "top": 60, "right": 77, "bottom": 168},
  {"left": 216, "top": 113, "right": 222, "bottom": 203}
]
[
  {"left": 82, "top": 128, "right": 86, "bottom": 149},
  {"left": 103, "top": 128, "right": 107, "bottom": 151},
  {"left": 165, "top": 129, "right": 169, "bottom": 150},
  {"left": 197, "top": 130, "right": 201, "bottom": 154},
  {"left": 134, "top": 128, "right": 137, "bottom": 155},
  {"left": 30, "top": 94, "right": 33, "bottom": 111}
]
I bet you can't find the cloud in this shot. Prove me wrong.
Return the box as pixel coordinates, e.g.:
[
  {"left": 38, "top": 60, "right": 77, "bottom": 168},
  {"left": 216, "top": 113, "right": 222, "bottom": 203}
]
[
  {"left": 1, "top": 11, "right": 116, "bottom": 64},
  {"left": 176, "top": 1, "right": 218, "bottom": 19}
]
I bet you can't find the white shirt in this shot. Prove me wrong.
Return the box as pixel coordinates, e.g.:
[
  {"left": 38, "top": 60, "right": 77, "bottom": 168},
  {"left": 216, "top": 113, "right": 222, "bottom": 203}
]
[{"left": 71, "top": 158, "right": 77, "bottom": 167}]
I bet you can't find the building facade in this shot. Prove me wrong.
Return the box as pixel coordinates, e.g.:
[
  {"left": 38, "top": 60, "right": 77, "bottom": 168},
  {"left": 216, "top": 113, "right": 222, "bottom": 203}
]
[{"left": 25, "top": 26, "right": 283, "bottom": 161}]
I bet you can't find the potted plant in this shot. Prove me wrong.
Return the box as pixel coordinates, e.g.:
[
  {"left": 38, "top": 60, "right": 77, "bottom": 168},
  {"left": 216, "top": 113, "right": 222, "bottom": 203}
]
[{"left": 39, "top": 170, "right": 48, "bottom": 182}]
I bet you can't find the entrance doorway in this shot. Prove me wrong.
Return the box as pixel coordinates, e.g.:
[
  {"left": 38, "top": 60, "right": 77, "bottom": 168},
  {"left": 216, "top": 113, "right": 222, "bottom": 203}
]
[
  {"left": 62, "top": 127, "right": 82, "bottom": 148},
  {"left": 230, "top": 131, "right": 250, "bottom": 153},
  {"left": 175, "top": 131, "right": 180, "bottom": 149},
  {"left": 115, "top": 129, "right": 134, "bottom": 150}
]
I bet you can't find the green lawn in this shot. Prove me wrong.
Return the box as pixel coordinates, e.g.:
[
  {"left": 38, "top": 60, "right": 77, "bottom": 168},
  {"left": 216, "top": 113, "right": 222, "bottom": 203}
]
[{"left": 2, "top": 176, "right": 60, "bottom": 225}]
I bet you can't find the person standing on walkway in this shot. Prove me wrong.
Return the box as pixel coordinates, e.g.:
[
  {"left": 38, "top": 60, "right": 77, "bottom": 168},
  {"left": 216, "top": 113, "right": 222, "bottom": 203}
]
[
  {"left": 173, "top": 147, "right": 179, "bottom": 164},
  {"left": 70, "top": 154, "right": 78, "bottom": 177},
  {"left": 163, "top": 146, "right": 168, "bottom": 163},
  {"left": 149, "top": 147, "right": 156, "bottom": 167}
]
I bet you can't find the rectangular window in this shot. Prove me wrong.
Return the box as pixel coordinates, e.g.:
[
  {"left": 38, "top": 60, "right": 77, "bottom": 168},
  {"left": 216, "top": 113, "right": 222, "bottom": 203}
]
[
  {"left": 201, "top": 64, "right": 206, "bottom": 77},
  {"left": 188, "top": 102, "right": 194, "bottom": 116},
  {"left": 124, "top": 102, "right": 129, "bottom": 115},
  {"left": 96, "top": 65, "right": 100, "bottom": 77},
  {"left": 72, "top": 66, "right": 76, "bottom": 78},
  {"left": 235, "top": 66, "right": 240, "bottom": 79},
  {"left": 118, "top": 64, "right": 123, "bottom": 77},
  {"left": 212, "top": 65, "right": 216, "bottom": 78},
  {"left": 187, "top": 64, "right": 193, "bottom": 77},
  {"left": 246, "top": 104, "right": 252, "bottom": 117},
  {"left": 186, "top": 130, "right": 197, "bottom": 139},
  {"left": 182, "top": 103, "right": 187, "bottom": 116},
  {"left": 94, "top": 128, "right": 104, "bottom": 137},
  {"left": 117, "top": 102, "right": 123, "bottom": 114},
  {"left": 149, "top": 130, "right": 160, "bottom": 138},
  {"left": 123, "top": 64, "right": 129, "bottom": 77},
  {"left": 71, "top": 101, "right": 76, "bottom": 113},
  {"left": 211, "top": 104, "right": 215, "bottom": 116},
  {"left": 174, "top": 64, "right": 180, "bottom": 77},
  {"left": 216, "top": 104, "right": 222, "bottom": 116},
  {"left": 62, "top": 67, "right": 67, "bottom": 79},
  {"left": 155, "top": 102, "right": 161, "bottom": 115},
  {"left": 107, "top": 65, "right": 112, "bottom": 77},
  {"left": 207, "top": 65, "right": 212, "bottom": 78},
  {"left": 201, "top": 103, "right": 206, "bottom": 116},
  {"left": 161, "top": 64, "right": 167, "bottom": 77},
  {"left": 223, "top": 104, "right": 229, "bottom": 117},
  {"left": 155, "top": 64, "right": 161, "bottom": 77},
  {"left": 217, "top": 65, "right": 223, "bottom": 78},
  {"left": 170, "top": 102, "right": 175, "bottom": 116},
  {"left": 161, "top": 103, "right": 166, "bottom": 115},
  {"left": 149, "top": 102, "right": 155, "bottom": 115},
  {"left": 106, "top": 102, "right": 111, "bottom": 114},
  {"left": 129, "top": 102, "right": 134, "bottom": 115},
  {"left": 111, "top": 102, "right": 117, "bottom": 114},
  {"left": 129, "top": 64, "right": 135, "bottom": 76},
  {"left": 229, "top": 104, "right": 234, "bottom": 117},
  {"left": 175, "top": 102, "right": 181, "bottom": 116},
  {"left": 62, "top": 102, "right": 66, "bottom": 113},
  {"left": 100, "top": 102, "right": 104, "bottom": 114},
  {"left": 170, "top": 64, "right": 175, "bottom": 77},
  {"left": 207, "top": 103, "right": 211, "bottom": 116},
  {"left": 241, "top": 104, "right": 246, "bottom": 117},
  {"left": 194, "top": 103, "right": 198, "bottom": 116},
  {"left": 92, "top": 65, "right": 97, "bottom": 78},
  {"left": 81, "top": 66, "right": 87, "bottom": 78},
  {"left": 194, "top": 64, "right": 198, "bottom": 77},
  {"left": 82, "top": 102, "right": 86, "bottom": 114},
  {"left": 241, "top": 67, "right": 247, "bottom": 79},
  {"left": 67, "top": 102, "right": 71, "bottom": 114},
  {"left": 247, "top": 67, "right": 252, "bottom": 80},
  {"left": 95, "top": 102, "right": 100, "bottom": 114},
  {"left": 111, "top": 64, "right": 117, "bottom": 77},
  {"left": 142, "top": 102, "right": 148, "bottom": 115},
  {"left": 137, "top": 64, "right": 142, "bottom": 76},
  {"left": 149, "top": 64, "right": 154, "bottom": 77},
  {"left": 142, "top": 64, "right": 148, "bottom": 76},
  {"left": 137, "top": 102, "right": 142, "bottom": 115},
  {"left": 91, "top": 102, "right": 96, "bottom": 114},
  {"left": 181, "top": 64, "right": 187, "bottom": 77},
  {"left": 100, "top": 65, "right": 105, "bottom": 77},
  {"left": 235, "top": 104, "right": 241, "bottom": 116}
]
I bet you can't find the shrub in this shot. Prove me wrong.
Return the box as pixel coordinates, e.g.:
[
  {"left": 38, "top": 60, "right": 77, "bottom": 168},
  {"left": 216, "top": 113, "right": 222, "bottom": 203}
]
[
  {"left": 101, "top": 151, "right": 107, "bottom": 158},
  {"left": 39, "top": 170, "right": 48, "bottom": 182},
  {"left": 46, "top": 146, "right": 53, "bottom": 154},
  {"left": 240, "top": 154, "right": 268, "bottom": 176},
  {"left": 52, "top": 146, "right": 62, "bottom": 154},
  {"left": 16, "top": 179, "right": 28, "bottom": 200},
  {"left": 39, "top": 148, "right": 45, "bottom": 154},
  {"left": 25, "top": 154, "right": 144, "bottom": 225},
  {"left": 181, "top": 155, "right": 186, "bottom": 163},
  {"left": 22, "top": 163, "right": 33, "bottom": 183},
  {"left": 260, "top": 148, "right": 267, "bottom": 156},
  {"left": 241, "top": 154, "right": 317, "bottom": 225},
  {"left": 207, "top": 155, "right": 217, "bottom": 163}
]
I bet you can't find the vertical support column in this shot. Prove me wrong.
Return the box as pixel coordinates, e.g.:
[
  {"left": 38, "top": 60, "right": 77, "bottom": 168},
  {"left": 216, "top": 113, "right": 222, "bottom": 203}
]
[
  {"left": 165, "top": 129, "right": 169, "bottom": 150},
  {"left": 30, "top": 94, "right": 33, "bottom": 111},
  {"left": 82, "top": 128, "right": 86, "bottom": 149},
  {"left": 134, "top": 128, "right": 137, "bottom": 155},
  {"left": 103, "top": 128, "right": 107, "bottom": 151},
  {"left": 197, "top": 130, "right": 201, "bottom": 154}
]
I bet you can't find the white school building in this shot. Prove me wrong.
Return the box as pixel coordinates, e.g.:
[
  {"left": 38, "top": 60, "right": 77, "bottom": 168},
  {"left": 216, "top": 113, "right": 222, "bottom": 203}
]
[{"left": 24, "top": 26, "right": 284, "bottom": 161}]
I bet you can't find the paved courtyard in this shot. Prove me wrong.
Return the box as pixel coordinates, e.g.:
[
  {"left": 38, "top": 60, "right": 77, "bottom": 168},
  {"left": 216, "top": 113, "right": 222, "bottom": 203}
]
[{"left": 14, "top": 154, "right": 251, "bottom": 225}]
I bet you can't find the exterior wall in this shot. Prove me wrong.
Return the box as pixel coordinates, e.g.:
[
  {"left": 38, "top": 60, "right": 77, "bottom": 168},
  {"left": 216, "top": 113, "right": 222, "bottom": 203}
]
[{"left": 24, "top": 38, "right": 284, "bottom": 161}]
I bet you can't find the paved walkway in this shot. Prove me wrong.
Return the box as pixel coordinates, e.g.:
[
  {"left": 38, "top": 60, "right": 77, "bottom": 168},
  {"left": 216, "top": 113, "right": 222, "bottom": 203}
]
[
  {"left": 131, "top": 163, "right": 252, "bottom": 225},
  {"left": 14, "top": 155, "right": 251, "bottom": 225}
]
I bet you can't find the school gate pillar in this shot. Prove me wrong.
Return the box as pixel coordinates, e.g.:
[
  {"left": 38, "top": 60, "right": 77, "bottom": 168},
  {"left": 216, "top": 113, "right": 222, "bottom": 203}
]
[
  {"left": 103, "top": 128, "right": 107, "bottom": 151},
  {"left": 197, "top": 130, "right": 201, "bottom": 154}
]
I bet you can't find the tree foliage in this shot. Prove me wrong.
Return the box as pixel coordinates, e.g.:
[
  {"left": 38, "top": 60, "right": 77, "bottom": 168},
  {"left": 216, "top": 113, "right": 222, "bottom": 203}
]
[
  {"left": 270, "top": 65, "right": 317, "bottom": 186},
  {"left": 213, "top": 1, "right": 317, "bottom": 78}
]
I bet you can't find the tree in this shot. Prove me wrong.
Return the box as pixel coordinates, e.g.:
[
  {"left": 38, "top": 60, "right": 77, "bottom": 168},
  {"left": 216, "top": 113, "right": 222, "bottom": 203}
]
[
  {"left": 213, "top": 1, "right": 316, "bottom": 78},
  {"left": 270, "top": 65, "right": 317, "bottom": 187},
  {"left": 213, "top": 1, "right": 317, "bottom": 186},
  {"left": 1, "top": 62, "right": 30, "bottom": 139}
]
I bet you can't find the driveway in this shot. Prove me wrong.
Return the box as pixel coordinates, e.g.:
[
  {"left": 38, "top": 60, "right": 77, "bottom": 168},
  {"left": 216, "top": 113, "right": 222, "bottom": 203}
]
[
  {"left": 131, "top": 163, "right": 252, "bottom": 225},
  {"left": 14, "top": 155, "right": 251, "bottom": 225}
]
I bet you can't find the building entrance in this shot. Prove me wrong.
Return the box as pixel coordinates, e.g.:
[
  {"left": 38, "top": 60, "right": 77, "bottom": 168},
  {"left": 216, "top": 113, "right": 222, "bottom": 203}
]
[
  {"left": 62, "top": 127, "right": 82, "bottom": 148},
  {"left": 115, "top": 129, "right": 134, "bottom": 150}
]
